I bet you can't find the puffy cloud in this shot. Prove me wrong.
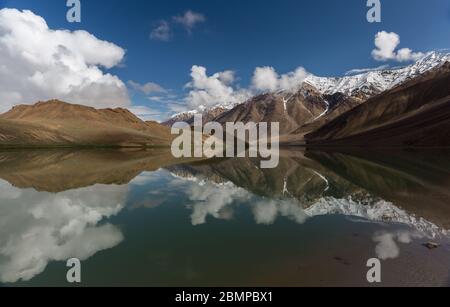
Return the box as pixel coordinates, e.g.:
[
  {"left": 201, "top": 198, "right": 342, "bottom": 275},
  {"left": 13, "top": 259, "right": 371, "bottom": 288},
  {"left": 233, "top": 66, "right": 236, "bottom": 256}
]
[
  {"left": 0, "top": 8, "right": 129, "bottom": 113},
  {"left": 371, "top": 31, "right": 424, "bottom": 62},
  {"left": 173, "top": 10, "right": 206, "bottom": 33},
  {"left": 150, "top": 20, "right": 171, "bottom": 41},
  {"left": 0, "top": 180, "right": 126, "bottom": 283},
  {"left": 185, "top": 65, "right": 251, "bottom": 111},
  {"left": 251, "top": 67, "right": 279, "bottom": 92},
  {"left": 163, "top": 64, "right": 310, "bottom": 116},
  {"left": 251, "top": 66, "right": 308, "bottom": 92},
  {"left": 395, "top": 48, "right": 423, "bottom": 62}
]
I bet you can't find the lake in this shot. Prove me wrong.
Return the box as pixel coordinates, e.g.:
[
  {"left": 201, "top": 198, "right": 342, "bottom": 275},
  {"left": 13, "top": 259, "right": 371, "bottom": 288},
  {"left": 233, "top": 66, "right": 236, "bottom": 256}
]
[{"left": 0, "top": 148, "right": 449, "bottom": 287}]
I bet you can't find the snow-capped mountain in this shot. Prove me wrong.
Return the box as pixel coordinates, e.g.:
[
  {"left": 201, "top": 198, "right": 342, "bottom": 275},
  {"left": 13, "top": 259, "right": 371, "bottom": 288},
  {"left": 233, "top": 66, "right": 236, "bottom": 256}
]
[
  {"left": 305, "top": 60, "right": 450, "bottom": 146},
  {"left": 163, "top": 106, "right": 228, "bottom": 126},
  {"left": 163, "top": 110, "right": 199, "bottom": 127},
  {"left": 163, "top": 51, "right": 450, "bottom": 125},
  {"left": 305, "top": 51, "right": 450, "bottom": 99}
]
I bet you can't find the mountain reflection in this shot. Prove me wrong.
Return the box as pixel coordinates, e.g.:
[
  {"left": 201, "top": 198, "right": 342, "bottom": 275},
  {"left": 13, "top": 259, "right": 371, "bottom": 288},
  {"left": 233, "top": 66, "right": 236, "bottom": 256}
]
[
  {"left": 166, "top": 148, "right": 450, "bottom": 231},
  {"left": 0, "top": 148, "right": 449, "bottom": 285}
]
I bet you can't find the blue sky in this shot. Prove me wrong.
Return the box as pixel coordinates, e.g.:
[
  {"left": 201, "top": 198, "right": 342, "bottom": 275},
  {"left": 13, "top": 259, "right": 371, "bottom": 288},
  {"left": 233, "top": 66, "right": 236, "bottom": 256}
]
[{"left": 1, "top": 0, "right": 450, "bottom": 121}]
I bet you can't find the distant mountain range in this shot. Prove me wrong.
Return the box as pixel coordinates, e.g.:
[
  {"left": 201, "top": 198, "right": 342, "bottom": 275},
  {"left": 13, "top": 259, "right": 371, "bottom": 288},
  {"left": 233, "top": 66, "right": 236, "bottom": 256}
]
[
  {"left": 0, "top": 52, "right": 449, "bottom": 148},
  {"left": 0, "top": 100, "right": 173, "bottom": 148},
  {"left": 163, "top": 51, "right": 450, "bottom": 147},
  {"left": 305, "top": 51, "right": 450, "bottom": 99}
]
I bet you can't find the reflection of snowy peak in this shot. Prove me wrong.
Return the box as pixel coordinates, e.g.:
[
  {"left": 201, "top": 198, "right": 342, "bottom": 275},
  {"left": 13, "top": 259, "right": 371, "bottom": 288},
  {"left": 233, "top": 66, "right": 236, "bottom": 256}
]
[
  {"left": 305, "top": 52, "right": 450, "bottom": 98},
  {"left": 167, "top": 168, "right": 450, "bottom": 239},
  {"left": 306, "top": 197, "right": 448, "bottom": 239}
]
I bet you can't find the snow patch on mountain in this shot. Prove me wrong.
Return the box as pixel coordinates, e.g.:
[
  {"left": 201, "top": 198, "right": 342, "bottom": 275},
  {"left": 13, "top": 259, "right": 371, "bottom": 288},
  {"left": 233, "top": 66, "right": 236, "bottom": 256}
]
[
  {"left": 305, "top": 51, "right": 450, "bottom": 97},
  {"left": 313, "top": 100, "right": 330, "bottom": 120},
  {"left": 165, "top": 52, "right": 450, "bottom": 123}
]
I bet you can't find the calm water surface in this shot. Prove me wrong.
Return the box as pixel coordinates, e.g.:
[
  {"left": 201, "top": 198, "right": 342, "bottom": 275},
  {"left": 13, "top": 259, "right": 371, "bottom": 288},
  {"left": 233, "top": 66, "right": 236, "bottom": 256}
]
[{"left": 0, "top": 148, "right": 449, "bottom": 287}]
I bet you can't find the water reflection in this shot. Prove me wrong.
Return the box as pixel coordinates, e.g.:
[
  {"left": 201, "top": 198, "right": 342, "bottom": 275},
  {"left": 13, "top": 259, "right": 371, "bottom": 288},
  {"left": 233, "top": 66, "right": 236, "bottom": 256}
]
[
  {"left": 0, "top": 181, "right": 125, "bottom": 283},
  {"left": 167, "top": 149, "right": 450, "bottom": 235},
  {"left": 0, "top": 148, "right": 193, "bottom": 283},
  {"left": 165, "top": 150, "right": 450, "bottom": 267},
  {"left": 0, "top": 148, "right": 449, "bottom": 286}
]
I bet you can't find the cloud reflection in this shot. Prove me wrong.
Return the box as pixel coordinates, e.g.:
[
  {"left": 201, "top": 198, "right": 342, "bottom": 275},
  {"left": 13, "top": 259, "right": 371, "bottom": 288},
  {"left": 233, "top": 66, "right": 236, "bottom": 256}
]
[
  {"left": 0, "top": 180, "right": 126, "bottom": 283},
  {"left": 373, "top": 230, "right": 424, "bottom": 260},
  {"left": 168, "top": 170, "right": 450, "bottom": 261}
]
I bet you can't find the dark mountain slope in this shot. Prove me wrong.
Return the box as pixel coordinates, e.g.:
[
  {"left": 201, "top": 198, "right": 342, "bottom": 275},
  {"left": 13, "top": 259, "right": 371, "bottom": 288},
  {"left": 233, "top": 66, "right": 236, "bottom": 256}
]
[{"left": 305, "top": 63, "right": 450, "bottom": 147}]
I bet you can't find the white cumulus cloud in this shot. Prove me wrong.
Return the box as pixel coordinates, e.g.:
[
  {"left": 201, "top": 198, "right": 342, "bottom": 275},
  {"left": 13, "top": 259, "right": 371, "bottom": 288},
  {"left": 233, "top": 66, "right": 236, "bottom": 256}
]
[
  {"left": 0, "top": 8, "right": 130, "bottom": 113},
  {"left": 371, "top": 31, "right": 424, "bottom": 62},
  {"left": 185, "top": 65, "right": 251, "bottom": 111},
  {"left": 251, "top": 66, "right": 308, "bottom": 92},
  {"left": 169, "top": 65, "right": 310, "bottom": 115}
]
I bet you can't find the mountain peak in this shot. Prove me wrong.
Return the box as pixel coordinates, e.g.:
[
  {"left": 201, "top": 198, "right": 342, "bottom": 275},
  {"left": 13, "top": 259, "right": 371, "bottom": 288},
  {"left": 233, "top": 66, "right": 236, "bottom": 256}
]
[
  {"left": 1, "top": 100, "right": 143, "bottom": 123},
  {"left": 163, "top": 51, "right": 450, "bottom": 124},
  {"left": 304, "top": 51, "right": 450, "bottom": 99},
  {"left": 0, "top": 100, "right": 173, "bottom": 147},
  {"left": 0, "top": 99, "right": 154, "bottom": 135}
]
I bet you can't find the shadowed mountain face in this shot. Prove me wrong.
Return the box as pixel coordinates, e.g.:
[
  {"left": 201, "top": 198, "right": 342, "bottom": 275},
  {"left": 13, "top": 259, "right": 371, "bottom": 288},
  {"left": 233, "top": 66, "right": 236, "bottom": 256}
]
[
  {"left": 164, "top": 83, "right": 361, "bottom": 138},
  {"left": 0, "top": 100, "right": 173, "bottom": 147},
  {"left": 305, "top": 63, "right": 450, "bottom": 146},
  {"left": 214, "top": 84, "right": 332, "bottom": 135},
  {"left": 282, "top": 92, "right": 361, "bottom": 144}
]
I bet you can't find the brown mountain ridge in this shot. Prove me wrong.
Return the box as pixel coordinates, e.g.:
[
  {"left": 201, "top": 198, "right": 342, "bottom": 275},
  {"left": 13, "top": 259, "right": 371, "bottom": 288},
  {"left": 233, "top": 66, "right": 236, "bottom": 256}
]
[
  {"left": 305, "top": 62, "right": 450, "bottom": 147},
  {"left": 0, "top": 100, "right": 173, "bottom": 148},
  {"left": 2, "top": 61, "right": 450, "bottom": 149}
]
